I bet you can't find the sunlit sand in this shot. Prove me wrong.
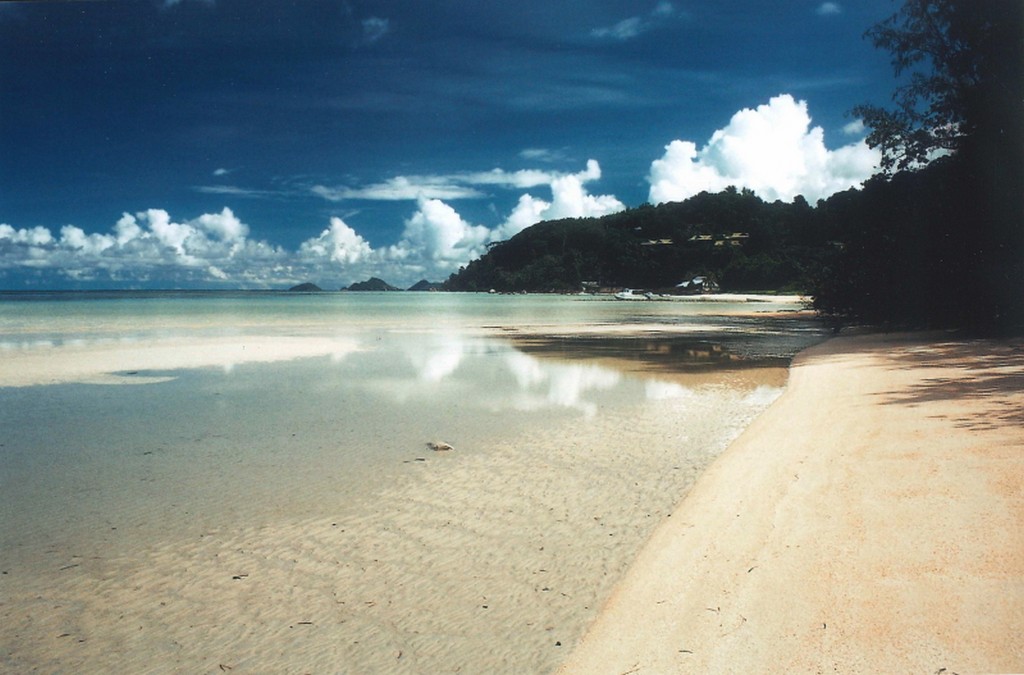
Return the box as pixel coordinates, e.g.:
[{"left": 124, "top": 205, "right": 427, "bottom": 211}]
[{"left": 558, "top": 333, "right": 1024, "bottom": 674}]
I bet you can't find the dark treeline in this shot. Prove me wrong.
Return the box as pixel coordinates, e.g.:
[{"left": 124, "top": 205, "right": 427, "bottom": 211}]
[
  {"left": 819, "top": 0, "right": 1023, "bottom": 333},
  {"left": 446, "top": 0, "right": 1023, "bottom": 334},
  {"left": 443, "top": 189, "right": 824, "bottom": 295},
  {"left": 812, "top": 155, "right": 1022, "bottom": 331}
]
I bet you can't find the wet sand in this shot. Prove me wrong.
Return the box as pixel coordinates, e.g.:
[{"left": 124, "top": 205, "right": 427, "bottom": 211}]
[
  {"left": 0, "top": 322, "right": 811, "bottom": 673},
  {"left": 557, "top": 333, "right": 1024, "bottom": 674},
  {"left": 0, "top": 335, "right": 363, "bottom": 387}
]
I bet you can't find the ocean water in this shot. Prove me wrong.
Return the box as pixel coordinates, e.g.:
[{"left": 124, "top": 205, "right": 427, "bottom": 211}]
[
  {"left": 0, "top": 291, "right": 824, "bottom": 672},
  {"left": 0, "top": 289, "right": 812, "bottom": 341}
]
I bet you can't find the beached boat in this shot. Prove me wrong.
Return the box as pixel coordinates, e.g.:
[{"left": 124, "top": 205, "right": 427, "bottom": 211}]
[{"left": 614, "top": 289, "right": 651, "bottom": 300}]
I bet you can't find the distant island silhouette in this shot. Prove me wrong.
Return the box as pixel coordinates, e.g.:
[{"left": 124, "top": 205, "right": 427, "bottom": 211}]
[{"left": 344, "top": 277, "right": 401, "bottom": 292}]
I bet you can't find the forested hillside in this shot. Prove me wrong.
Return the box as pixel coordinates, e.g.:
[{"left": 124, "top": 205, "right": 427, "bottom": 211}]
[{"left": 444, "top": 188, "right": 829, "bottom": 293}]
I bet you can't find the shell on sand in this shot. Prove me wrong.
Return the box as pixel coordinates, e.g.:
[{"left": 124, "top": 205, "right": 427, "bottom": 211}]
[{"left": 427, "top": 441, "right": 454, "bottom": 452}]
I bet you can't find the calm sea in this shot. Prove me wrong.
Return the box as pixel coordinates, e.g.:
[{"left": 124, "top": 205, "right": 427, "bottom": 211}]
[{"left": 0, "top": 289, "right": 814, "bottom": 342}]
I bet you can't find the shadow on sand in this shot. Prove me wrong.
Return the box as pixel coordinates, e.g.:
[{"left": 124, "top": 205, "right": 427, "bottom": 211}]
[{"left": 871, "top": 334, "right": 1024, "bottom": 432}]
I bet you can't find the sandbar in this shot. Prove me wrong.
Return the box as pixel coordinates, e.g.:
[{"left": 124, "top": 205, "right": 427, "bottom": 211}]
[
  {"left": 0, "top": 335, "right": 362, "bottom": 387},
  {"left": 558, "top": 332, "right": 1024, "bottom": 673}
]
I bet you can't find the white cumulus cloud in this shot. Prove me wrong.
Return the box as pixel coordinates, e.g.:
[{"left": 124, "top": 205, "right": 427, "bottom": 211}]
[
  {"left": 492, "top": 159, "right": 624, "bottom": 240},
  {"left": 194, "top": 206, "right": 249, "bottom": 241},
  {"left": 144, "top": 209, "right": 195, "bottom": 256},
  {"left": 394, "top": 197, "right": 491, "bottom": 263},
  {"left": 114, "top": 213, "right": 143, "bottom": 245},
  {"left": 0, "top": 224, "right": 54, "bottom": 246},
  {"left": 0, "top": 208, "right": 291, "bottom": 286},
  {"left": 59, "top": 225, "right": 115, "bottom": 255},
  {"left": 300, "top": 217, "right": 374, "bottom": 265},
  {"left": 648, "top": 94, "right": 879, "bottom": 204},
  {"left": 547, "top": 164, "right": 623, "bottom": 219},
  {"left": 497, "top": 194, "right": 552, "bottom": 241}
]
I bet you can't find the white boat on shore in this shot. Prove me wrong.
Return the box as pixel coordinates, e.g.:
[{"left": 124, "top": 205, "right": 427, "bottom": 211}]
[{"left": 613, "top": 289, "right": 652, "bottom": 300}]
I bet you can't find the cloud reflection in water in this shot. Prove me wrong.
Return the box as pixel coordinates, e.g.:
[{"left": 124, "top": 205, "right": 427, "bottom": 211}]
[{"left": 367, "top": 333, "right": 641, "bottom": 418}]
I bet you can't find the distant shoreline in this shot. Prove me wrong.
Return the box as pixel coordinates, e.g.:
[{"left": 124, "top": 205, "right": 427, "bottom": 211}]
[{"left": 610, "top": 292, "right": 809, "bottom": 304}]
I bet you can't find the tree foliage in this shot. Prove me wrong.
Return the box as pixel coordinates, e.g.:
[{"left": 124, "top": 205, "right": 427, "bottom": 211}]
[
  {"left": 821, "top": 0, "right": 1024, "bottom": 332},
  {"left": 852, "top": 0, "right": 1023, "bottom": 173}
]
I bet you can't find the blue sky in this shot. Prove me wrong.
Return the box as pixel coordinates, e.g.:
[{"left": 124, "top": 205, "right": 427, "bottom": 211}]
[{"left": 0, "top": 0, "right": 897, "bottom": 289}]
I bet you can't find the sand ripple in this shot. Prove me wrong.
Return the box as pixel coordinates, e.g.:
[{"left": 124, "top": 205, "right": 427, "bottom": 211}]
[{"left": 1, "top": 387, "right": 776, "bottom": 673}]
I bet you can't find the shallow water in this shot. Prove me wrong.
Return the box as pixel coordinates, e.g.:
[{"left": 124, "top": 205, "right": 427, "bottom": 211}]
[
  {"left": 1, "top": 332, "right": 663, "bottom": 557},
  {"left": 0, "top": 290, "right": 810, "bottom": 343},
  {"left": 0, "top": 292, "right": 825, "bottom": 673}
]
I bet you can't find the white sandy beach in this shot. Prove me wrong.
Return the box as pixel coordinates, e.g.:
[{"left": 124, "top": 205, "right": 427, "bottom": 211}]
[
  {"left": 11, "top": 305, "right": 1017, "bottom": 674},
  {"left": 558, "top": 332, "right": 1024, "bottom": 674}
]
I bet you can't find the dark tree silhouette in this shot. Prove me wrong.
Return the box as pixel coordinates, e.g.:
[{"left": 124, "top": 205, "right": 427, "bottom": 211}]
[
  {"left": 815, "top": 0, "right": 1023, "bottom": 332},
  {"left": 852, "top": 0, "right": 1023, "bottom": 173}
]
